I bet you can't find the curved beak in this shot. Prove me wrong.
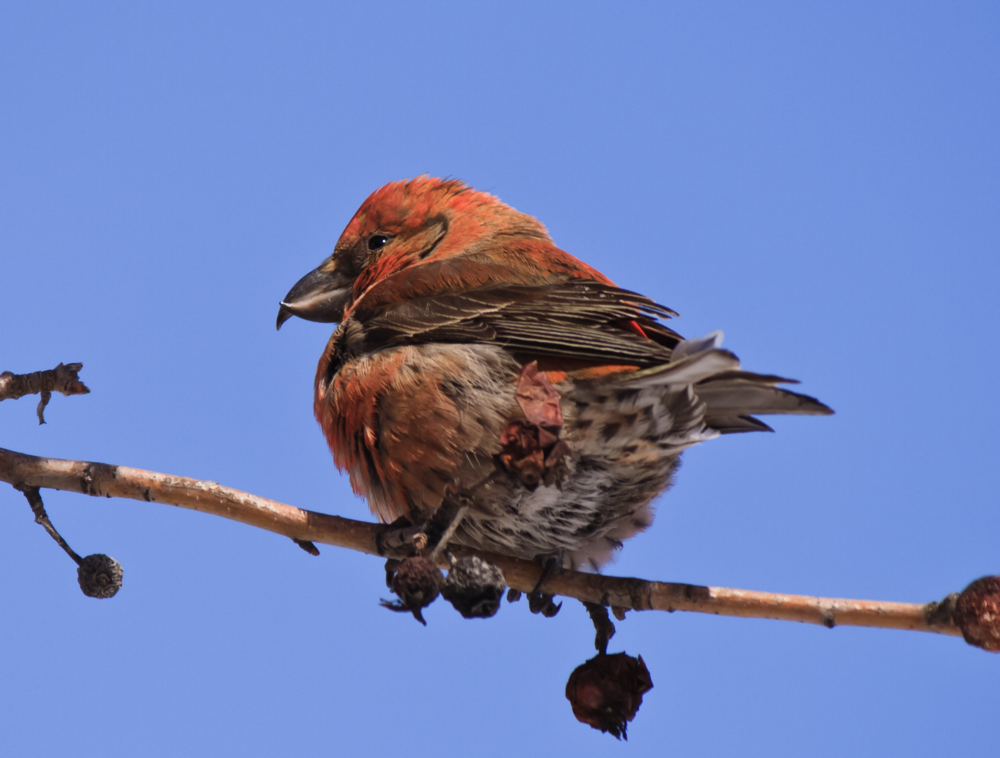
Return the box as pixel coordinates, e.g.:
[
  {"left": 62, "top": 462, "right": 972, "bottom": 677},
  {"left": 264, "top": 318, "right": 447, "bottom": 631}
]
[{"left": 276, "top": 263, "right": 352, "bottom": 330}]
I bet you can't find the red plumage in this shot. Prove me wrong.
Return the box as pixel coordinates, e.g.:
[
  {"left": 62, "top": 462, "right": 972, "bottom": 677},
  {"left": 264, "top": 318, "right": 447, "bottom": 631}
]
[{"left": 278, "top": 178, "right": 831, "bottom": 570}]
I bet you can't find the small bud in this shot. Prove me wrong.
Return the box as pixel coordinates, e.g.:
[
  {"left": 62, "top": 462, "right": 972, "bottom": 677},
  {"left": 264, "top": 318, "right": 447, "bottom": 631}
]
[
  {"left": 381, "top": 556, "right": 442, "bottom": 625},
  {"left": 442, "top": 555, "right": 506, "bottom": 619},
  {"left": 953, "top": 576, "right": 1000, "bottom": 653},
  {"left": 77, "top": 554, "right": 123, "bottom": 599},
  {"left": 565, "top": 652, "right": 653, "bottom": 740}
]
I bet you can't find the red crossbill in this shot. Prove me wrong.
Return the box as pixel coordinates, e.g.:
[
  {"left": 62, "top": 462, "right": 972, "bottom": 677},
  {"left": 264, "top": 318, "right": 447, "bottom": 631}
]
[{"left": 278, "top": 177, "right": 830, "bottom": 571}]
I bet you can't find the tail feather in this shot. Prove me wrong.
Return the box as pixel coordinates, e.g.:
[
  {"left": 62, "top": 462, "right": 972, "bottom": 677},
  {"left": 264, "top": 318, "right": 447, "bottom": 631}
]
[
  {"left": 697, "top": 373, "right": 833, "bottom": 416},
  {"left": 698, "top": 375, "right": 832, "bottom": 434},
  {"left": 618, "top": 330, "right": 833, "bottom": 433},
  {"left": 701, "top": 414, "right": 776, "bottom": 434},
  {"left": 619, "top": 348, "right": 742, "bottom": 389}
]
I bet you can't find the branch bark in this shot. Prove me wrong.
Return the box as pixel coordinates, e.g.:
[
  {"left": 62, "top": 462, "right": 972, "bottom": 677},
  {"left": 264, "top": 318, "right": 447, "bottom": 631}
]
[{"left": 0, "top": 446, "right": 965, "bottom": 640}]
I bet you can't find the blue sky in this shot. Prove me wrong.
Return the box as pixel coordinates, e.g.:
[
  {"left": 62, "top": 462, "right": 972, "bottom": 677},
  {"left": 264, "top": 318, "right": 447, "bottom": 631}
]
[{"left": 2, "top": 3, "right": 997, "bottom": 755}]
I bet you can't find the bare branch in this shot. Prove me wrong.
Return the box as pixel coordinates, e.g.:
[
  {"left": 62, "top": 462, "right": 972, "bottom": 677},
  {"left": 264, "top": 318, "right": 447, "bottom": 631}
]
[
  {"left": 0, "top": 445, "right": 970, "bottom": 641},
  {"left": 0, "top": 363, "right": 90, "bottom": 423}
]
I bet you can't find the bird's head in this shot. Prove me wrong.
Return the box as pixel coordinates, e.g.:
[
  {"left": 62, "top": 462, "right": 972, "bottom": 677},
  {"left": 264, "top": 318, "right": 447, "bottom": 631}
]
[{"left": 276, "top": 177, "right": 551, "bottom": 329}]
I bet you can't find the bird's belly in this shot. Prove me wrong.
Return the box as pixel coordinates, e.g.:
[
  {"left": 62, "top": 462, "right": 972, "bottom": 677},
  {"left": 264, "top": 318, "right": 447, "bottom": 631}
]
[
  {"left": 453, "top": 377, "right": 711, "bottom": 570},
  {"left": 452, "top": 447, "right": 681, "bottom": 570}
]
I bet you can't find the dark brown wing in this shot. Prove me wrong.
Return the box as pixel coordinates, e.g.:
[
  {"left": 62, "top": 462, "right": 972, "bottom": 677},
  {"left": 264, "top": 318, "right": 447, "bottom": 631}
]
[{"left": 344, "top": 278, "right": 682, "bottom": 367}]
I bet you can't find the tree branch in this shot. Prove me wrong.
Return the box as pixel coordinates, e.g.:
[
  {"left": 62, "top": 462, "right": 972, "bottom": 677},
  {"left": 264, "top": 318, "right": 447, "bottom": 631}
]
[{"left": 0, "top": 445, "right": 972, "bottom": 641}]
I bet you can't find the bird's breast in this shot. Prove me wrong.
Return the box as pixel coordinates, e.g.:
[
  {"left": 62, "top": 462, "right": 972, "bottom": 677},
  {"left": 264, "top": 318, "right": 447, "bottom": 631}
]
[{"left": 314, "top": 342, "right": 523, "bottom": 523}]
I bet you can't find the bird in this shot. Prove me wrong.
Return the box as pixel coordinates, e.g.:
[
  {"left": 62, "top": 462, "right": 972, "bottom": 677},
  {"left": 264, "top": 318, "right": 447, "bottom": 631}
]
[{"left": 277, "top": 177, "right": 831, "bottom": 573}]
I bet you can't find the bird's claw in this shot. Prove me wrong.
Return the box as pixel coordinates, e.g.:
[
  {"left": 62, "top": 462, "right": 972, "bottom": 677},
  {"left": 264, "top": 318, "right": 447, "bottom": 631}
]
[{"left": 528, "top": 591, "right": 562, "bottom": 617}]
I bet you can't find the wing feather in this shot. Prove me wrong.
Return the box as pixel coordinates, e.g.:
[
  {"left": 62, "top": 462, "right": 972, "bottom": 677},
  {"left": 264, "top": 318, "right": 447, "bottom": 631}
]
[{"left": 348, "top": 277, "right": 682, "bottom": 367}]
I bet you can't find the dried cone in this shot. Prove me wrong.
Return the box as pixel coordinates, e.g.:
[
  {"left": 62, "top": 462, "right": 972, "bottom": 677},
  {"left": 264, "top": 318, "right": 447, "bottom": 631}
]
[
  {"left": 565, "top": 652, "right": 653, "bottom": 740},
  {"left": 953, "top": 576, "right": 1000, "bottom": 653},
  {"left": 77, "top": 554, "right": 123, "bottom": 599},
  {"left": 381, "top": 556, "right": 442, "bottom": 625},
  {"left": 442, "top": 555, "right": 506, "bottom": 619}
]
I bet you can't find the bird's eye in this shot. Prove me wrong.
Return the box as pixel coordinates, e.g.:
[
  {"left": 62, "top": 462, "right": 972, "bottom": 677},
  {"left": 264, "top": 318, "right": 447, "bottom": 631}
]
[{"left": 367, "top": 234, "right": 390, "bottom": 251}]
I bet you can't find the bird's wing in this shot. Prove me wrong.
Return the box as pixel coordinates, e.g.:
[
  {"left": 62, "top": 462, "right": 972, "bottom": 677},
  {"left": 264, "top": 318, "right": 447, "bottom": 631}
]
[{"left": 346, "top": 274, "right": 682, "bottom": 367}]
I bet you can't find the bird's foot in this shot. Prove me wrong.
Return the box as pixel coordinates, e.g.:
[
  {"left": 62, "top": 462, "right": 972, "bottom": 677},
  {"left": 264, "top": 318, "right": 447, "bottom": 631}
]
[
  {"left": 376, "top": 515, "right": 423, "bottom": 556},
  {"left": 528, "top": 591, "right": 562, "bottom": 617},
  {"left": 528, "top": 553, "right": 563, "bottom": 617}
]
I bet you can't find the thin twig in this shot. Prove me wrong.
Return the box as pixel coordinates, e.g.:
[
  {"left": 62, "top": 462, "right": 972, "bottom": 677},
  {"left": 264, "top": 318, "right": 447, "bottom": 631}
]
[
  {"left": 0, "top": 363, "right": 90, "bottom": 424},
  {"left": 0, "top": 445, "right": 965, "bottom": 639},
  {"left": 14, "top": 484, "right": 84, "bottom": 564},
  {"left": 584, "top": 601, "right": 616, "bottom": 654},
  {"left": 429, "top": 504, "right": 469, "bottom": 563}
]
